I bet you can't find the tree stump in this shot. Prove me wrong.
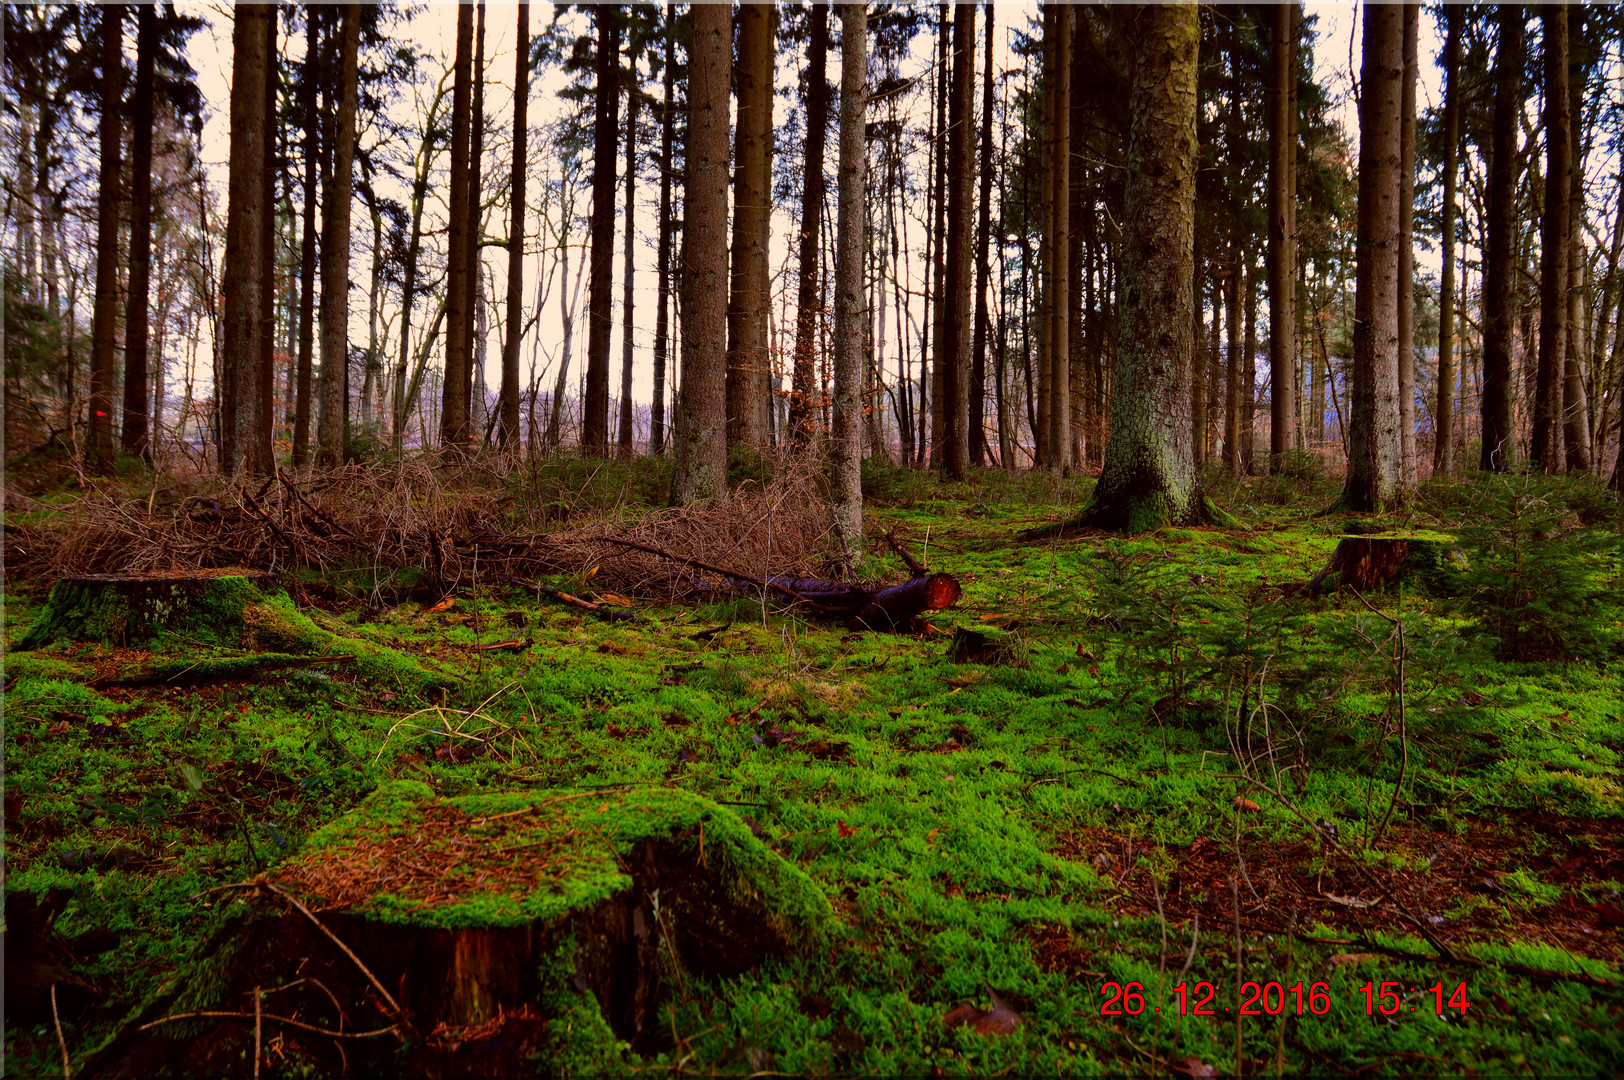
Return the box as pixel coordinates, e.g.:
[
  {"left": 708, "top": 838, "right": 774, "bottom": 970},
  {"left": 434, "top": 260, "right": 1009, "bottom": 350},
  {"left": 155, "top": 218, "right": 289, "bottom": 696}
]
[
  {"left": 16, "top": 570, "right": 323, "bottom": 652},
  {"left": 1307, "top": 531, "right": 1467, "bottom": 597},
  {"left": 83, "top": 783, "right": 834, "bottom": 1077}
]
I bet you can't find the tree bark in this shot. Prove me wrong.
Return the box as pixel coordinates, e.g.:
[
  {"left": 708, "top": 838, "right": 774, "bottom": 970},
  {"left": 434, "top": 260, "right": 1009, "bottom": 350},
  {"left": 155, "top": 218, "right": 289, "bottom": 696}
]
[
  {"left": 789, "top": 4, "right": 829, "bottom": 449},
  {"left": 583, "top": 8, "right": 620, "bottom": 453},
  {"left": 1535, "top": 2, "right": 1570, "bottom": 473},
  {"left": 464, "top": 2, "right": 487, "bottom": 441},
  {"left": 87, "top": 4, "right": 125, "bottom": 476},
  {"left": 1242, "top": 248, "right": 1258, "bottom": 472},
  {"left": 1397, "top": 3, "right": 1418, "bottom": 490},
  {"left": 1267, "top": 2, "right": 1297, "bottom": 473},
  {"left": 930, "top": 3, "right": 950, "bottom": 467},
  {"left": 1341, "top": 2, "right": 1404, "bottom": 513},
  {"left": 1076, "top": 4, "right": 1203, "bottom": 531},
  {"left": 255, "top": 20, "right": 278, "bottom": 475},
  {"left": 940, "top": 0, "right": 976, "bottom": 480},
  {"left": 969, "top": 1, "right": 995, "bottom": 468},
  {"left": 830, "top": 3, "right": 868, "bottom": 570},
  {"left": 651, "top": 10, "right": 677, "bottom": 455},
  {"left": 727, "top": 4, "right": 775, "bottom": 449},
  {"left": 1224, "top": 259, "right": 1241, "bottom": 473},
  {"left": 670, "top": 2, "right": 730, "bottom": 505},
  {"left": 316, "top": 4, "right": 359, "bottom": 466},
  {"left": 499, "top": 4, "right": 529, "bottom": 452},
  {"left": 121, "top": 4, "right": 156, "bottom": 460},
  {"left": 441, "top": 4, "right": 474, "bottom": 448},
  {"left": 1433, "top": 2, "right": 1460, "bottom": 477},
  {"left": 1563, "top": 10, "right": 1593, "bottom": 474},
  {"left": 1481, "top": 5, "right": 1522, "bottom": 472},
  {"left": 293, "top": 9, "right": 320, "bottom": 465}
]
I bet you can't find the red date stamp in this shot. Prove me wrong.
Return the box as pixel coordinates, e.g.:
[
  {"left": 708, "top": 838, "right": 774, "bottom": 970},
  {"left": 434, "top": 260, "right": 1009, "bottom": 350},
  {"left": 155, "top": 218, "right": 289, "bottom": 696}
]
[{"left": 1098, "top": 980, "right": 1470, "bottom": 1017}]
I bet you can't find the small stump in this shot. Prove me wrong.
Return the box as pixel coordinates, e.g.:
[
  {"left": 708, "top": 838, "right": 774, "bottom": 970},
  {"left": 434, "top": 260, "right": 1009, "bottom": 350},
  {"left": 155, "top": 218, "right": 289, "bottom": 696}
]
[
  {"left": 86, "top": 783, "right": 834, "bottom": 1077},
  {"left": 1307, "top": 531, "right": 1467, "bottom": 597},
  {"left": 17, "top": 570, "right": 321, "bottom": 652}
]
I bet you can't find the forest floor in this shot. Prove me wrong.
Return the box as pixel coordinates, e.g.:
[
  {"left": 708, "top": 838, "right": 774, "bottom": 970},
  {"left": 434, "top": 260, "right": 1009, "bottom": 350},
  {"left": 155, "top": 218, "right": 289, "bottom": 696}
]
[{"left": 5, "top": 451, "right": 1624, "bottom": 1076}]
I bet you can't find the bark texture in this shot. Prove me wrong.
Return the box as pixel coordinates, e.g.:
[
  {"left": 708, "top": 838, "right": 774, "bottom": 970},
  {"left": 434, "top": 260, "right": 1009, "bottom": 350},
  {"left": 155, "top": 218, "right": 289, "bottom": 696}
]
[
  {"left": 651, "top": 13, "right": 677, "bottom": 455},
  {"left": 1481, "top": 5, "right": 1522, "bottom": 472},
  {"left": 499, "top": 4, "right": 529, "bottom": 451},
  {"left": 1397, "top": 3, "right": 1418, "bottom": 491},
  {"left": 440, "top": 5, "right": 474, "bottom": 448},
  {"left": 293, "top": 10, "right": 320, "bottom": 466},
  {"left": 87, "top": 5, "right": 125, "bottom": 475},
  {"left": 1267, "top": 2, "right": 1297, "bottom": 472},
  {"left": 1534, "top": 2, "right": 1571, "bottom": 473},
  {"left": 727, "top": 4, "right": 776, "bottom": 448},
  {"left": 789, "top": 4, "right": 829, "bottom": 448},
  {"left": 830, "top": 4, "right": 868, "bottom": 571},
  {"left": 1433, "top": 3, "right": 1460, "bottom": 476},
  {"left": 316, "top": 5, "right": 359, "bottom": 466},
  {"left": 121, "top": 5, "right": 156, "bottom": 459},
  {"left": 618, "top": 63, "right": 639, "bottom": 453},
  {"left": 940, "top": 0, "right": 976, "bottom": 480},
  {"left": 218, "top": 4, "right": 267, "bottom": 477},
  {"left": 583, "top": 9, "right": 620, "bottom": 453}
]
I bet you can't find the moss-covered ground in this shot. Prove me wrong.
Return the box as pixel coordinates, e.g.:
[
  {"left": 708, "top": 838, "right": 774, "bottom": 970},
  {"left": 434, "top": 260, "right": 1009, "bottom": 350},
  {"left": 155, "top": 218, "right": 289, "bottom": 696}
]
[{"left": 5, "top": 458, "right": 1624, "bottom": 1075}]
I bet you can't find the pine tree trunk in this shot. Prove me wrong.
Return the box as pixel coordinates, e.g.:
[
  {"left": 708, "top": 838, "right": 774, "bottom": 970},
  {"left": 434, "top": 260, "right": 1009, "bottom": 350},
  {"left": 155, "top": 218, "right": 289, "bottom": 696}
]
[
  {"left": 969, "top": 0, "right": 995, "bottom": 468},
  {"left": 87, "top": 4, "right": 125, "bottom": 476},
  {"left": 121, "top": 5, "right": 156, "bottom": 460},
  {"left": 1267, "top": 2, "right": 1297, "bottom": 474},
  {"left": 499, "top": 4, "right": 529, "bottom": 452},
  {"left": 294, "top": 10, "right": 320, "bottom": 465},
  {"left": 1077, "top": 3, "right": 1204, "bottom": 532},
  {"left": 1242, "top": 248, "right": 1258, "bottom": 473},
  {"left": 1563, "top": 24, "right": 1593, "bottom": 475},
  {"left": 1341, "top": 2, "right": 1404, "bottom": 512},
  {"left": 441, "top": 5, "right": 474, "bottom": 448},
  {"left": 1434, "top": 3, "right": 1461, "bottom": 477},
  {"left": 1482, "top": 5, "right": 1522, "bottom": 472},
  {"left": 1535, "top": 2, "right": 1570, "bottom": 473},
  {"left": 929, "top": 3, "right": 950, "bottom": 468},
  {"left": 670, "top": 2, "right": 730, "bottom": 505},
  {"left": 651, "top": 11, "right": 677, "bottom": 456},
  {"left": 789, "top": 4, "right": 829, "bottom": 449},
  {"left": 1224, "top": 260, "right": 1241, "bottom": 473},
  {"left": 940, "top": 0, "right": 975, "bottom": 480},
  {"left": 1046, "top": 5, "right": 1071, "bottom": 475},
  {"left": 830, "top": 3, "right": 867, "bottom": 570},
  {"left": 583, "top": 8, "right": 620, "bottom": 453},
  {"left": 1397, "top": 3, "right": 1418, "bottom": 490},
  {"left": 315, "top": 5, "right": 359, "bottom": 466},
  {"left": 617, "top": 64, "right": 639, "bottom": 455},
  {"left": 726, "top": 4, "right": 775, "bottom": 449},
  {"left": 255, "top": 30, "right": 278, "bottom": 476},
  {"left": 464, "top": 3, "right": 487, "bottom": 442}
]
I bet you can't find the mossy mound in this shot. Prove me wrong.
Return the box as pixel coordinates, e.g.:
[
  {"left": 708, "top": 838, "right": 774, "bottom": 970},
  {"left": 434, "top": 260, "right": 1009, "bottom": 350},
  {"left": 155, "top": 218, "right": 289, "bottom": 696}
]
[
  {"left": 15, "top": 571, "right": 323, "bottom": 652},
  {"left": 83, "top": 783, "right": 835, "bottom": 1077},
  {"left": 1307, "top": 531, "right": 1468, "bottom": 597}
]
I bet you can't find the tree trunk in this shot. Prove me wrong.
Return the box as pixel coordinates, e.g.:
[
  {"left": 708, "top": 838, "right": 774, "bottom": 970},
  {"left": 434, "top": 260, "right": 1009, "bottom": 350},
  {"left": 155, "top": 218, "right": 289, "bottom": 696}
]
[
  {"left": 1267, "top": 2, "right": 1297, "bottom": 473},
  {"left": 1535, "top": 2, "right": 1570, "bottom": 473},
  {"left": 652, "top": 11, "right": 677, "bottom": 455},
  {"left": 583, "top": 8, "right": 620, "bottom": 453},
  {"left": 617, "top": 61, "right": 639, "bottom": 455},
  {"left": 1482, "top": 5, "right": 1522, "bottom": 472},
  {"left": 441, "top": 5, "right": 474, "bottom": 448},
  {"left": 1563, "top": 15, "right": 1593, "bottom": 475},
  {"left": 316, "top": 5, "right": 359, "bottom": 466},
  {"left": 789, "top": 5, "right": 829, "bottom": 449},
  {"left": 1224, "top": 259, "right": 1241, "bottom": 473},
  {"left": 499, "top": 4, "right": 529, "bottom": 452},
  {"left": 86, "top": 4, "right": 125, "bottom": 476},
  {"left": 1242, "top": 248, "right": 1258, "bottom": 473},
  {"left": 670, "top": 2, "right": 730, "bottom": 505},
  {"left": 940, "top": 0, "right": 975, "bottom": 480},
  {"left": 830, "top": 3, "right": 868, "bottom": 569},
  {"left": 1434, "top": 2, "right": 1461, "bottom": 477},
  {"left": 255, "top": 25, "right": 278, "bottom": 476},
  {"left": 294, "top": 10, "right": 320, "bottom": 465},
  {"left": 1076, "top": 3, "right": 1204, "bottom": 531},
  {"left": 1341, "top": 2, "right": 1404, "bottom": 513},
  {"left": 929, "top": 3, "right": 949, "bottom": 467},
  {"left": 1397, "top": 3, "right": 1418, "bottom": 490},
  {"left": 465, "top": 2, "right": 487, "bottom": 442},
  {"left": 969, "top": 1, "right": 995, "bottom": 468},
  {"left": 121, "top": 4, "right": 156, "bottom": 460},
  {"left": 726, "top": 3, "right": 775, "bottom": 449}
]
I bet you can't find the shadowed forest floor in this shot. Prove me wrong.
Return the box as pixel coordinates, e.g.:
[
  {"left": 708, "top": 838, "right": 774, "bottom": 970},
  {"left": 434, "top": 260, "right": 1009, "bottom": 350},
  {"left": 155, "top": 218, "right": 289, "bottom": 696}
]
[{"left": 5, "top": 451, "right": 1624, "bottom": 1075}]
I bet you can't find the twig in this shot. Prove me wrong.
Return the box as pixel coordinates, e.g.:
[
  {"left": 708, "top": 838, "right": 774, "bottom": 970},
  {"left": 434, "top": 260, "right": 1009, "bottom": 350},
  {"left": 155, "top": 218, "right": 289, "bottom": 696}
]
[
  {"left": 589, "top": 537, "right": 829, "bottom": 608},
  {"left": 278, "top": 470, "right": 358, "bottom": 536},
  {"left": 885, "top": 528, "right": 928, "bottom": 577},
  {"left": 253, "top": 882, "right": 407, "bottom": 1033},
  {"left": 254, "top": 987, "right": 262, "bottom": 1080},
  {"left": 136, "top": 1011, "right": 395, "bottom": 1039},
  {"left": 52, "top": 984, "right": 70, "bottom": 1079}
]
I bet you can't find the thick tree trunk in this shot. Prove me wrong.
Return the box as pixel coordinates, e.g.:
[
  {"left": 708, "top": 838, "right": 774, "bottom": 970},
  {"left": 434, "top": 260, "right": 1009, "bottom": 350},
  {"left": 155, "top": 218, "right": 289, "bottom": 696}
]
[
  {"left": 441, "top": 5, "right": 474, "bottom": 448},
  {"left": 1481, "top": 5, "right": 1522, "bottom": 472},
  {"left": 1434, "top": 3, "right": 1461, "bottom": 477},
  {"left": 1077, "top": 4, "right": 1204, "bottom": 531},
  {"left": 830, "top": 3, "right": 867, "bottom": 569},
  {"left": 1267, "top": 2, "right": 1297, "bottom": 473},
  {"left": 940, "top": 0, "right": 975, "bottom": 480},
  {"left": 1563, "top": 18, "right": 1593, "bottom": 475},
  {"left": 293, "top": 10, "right": 320, "bottom": 465},
  {"left": 969, "top": 1, "right": 995, "bottom": 468},
  {"left": 1535, "top": 2, "right": 1570, "bottom": 473},
  {"left": 1397, "top": 3, "right": 1418, "bottom": 490},
  {"left": 616, "top": 63, "right": 639, "bottom": 454},
  {"left": 87, "top": 5, "right": 125, "bottom": 476},
  {"left": 651, "top": 12, "right": 677, "bottom": 456},
  {"left": 121, "top": 5, "right": 156, "bottom": 460},
  {"left": 727, "top": 4, "right": 775, "bottom": 449},
  {"left": 670, "top": 2, "right": 730, "bottom": 505},
  {"left": 500, "top": 4, "right": 529, "bottom": 452},
  {"left": 1341, "top": 2, "right": 1404, "bottom": 513},
  {"left": 316, "top": 5, "right": 359, "bottom": 466},
  {"left": 583, "top": 8, "right": 620, "bottom": 453},
  {"left": 789, "top": 4, "right": 829, "bottom": 449}
]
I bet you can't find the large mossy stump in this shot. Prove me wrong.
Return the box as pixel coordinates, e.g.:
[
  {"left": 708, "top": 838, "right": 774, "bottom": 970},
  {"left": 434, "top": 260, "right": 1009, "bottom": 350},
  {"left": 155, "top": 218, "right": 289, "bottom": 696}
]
[
  {"left": 84, "top": 783, "right": 834, "bottom": 1077},
  {"left": 1307, "top": 530, "right": 1467, "bottom": 597},
  {"left": 15, "top": 570, "right": 325, "bottom": 653}
]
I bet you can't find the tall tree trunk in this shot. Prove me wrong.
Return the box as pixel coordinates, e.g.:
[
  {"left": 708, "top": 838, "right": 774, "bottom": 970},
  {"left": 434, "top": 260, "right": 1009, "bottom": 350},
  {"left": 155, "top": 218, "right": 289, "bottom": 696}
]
[
  {"left": 583, "top": 7, "right": 620, "bottom": 453},
  {"left": 830, "top": 2, "right": 867, "bottom": 569},
  {"left": 1079, "top": 3, "right": 1203, "bottom": 530},
  {"left": 929, "top": 3, "right": 950, "bottom": 467},
  {"left": 499, "top": 4, "right": 529, "bottom": 452},
  {"left": 1535, "top": 1, "right": 1570, "bottom": 472},
  {"left": 969, "top": 0, "right": 995, "bottom": 468},
  {"left": 316, "top": 4, "right": 359, "bottom": 466},
  {"left": 1034, "top": 5, "right": 1055, "bottom": 469},
  {"left": 670, "top": 1, "right": 730, "bottom": 505},
  {"left": 255, "top": 24, "right": 278, "bottom": 475},
  {"left": 652, "top": 10, "right": 677, "bottom": 455},
  {"left": 789, "top": 4, "right": 829, "bottom": 449},
  {"left": 464, "top": 2, "right": 487, "bottom": 441},
  {"left": 121, "top": 4, "right": 156, "bottom": 460},
  {"left": 1482, "top": 5, "right": 1522, "bottom": 472},
  {"left": 1563, "top": 13, "right": 1593, "bottom": 474},
  {"left": 1046, "top": 5, "right": 1071, "bottom": 474},
  {"left": 1434, "top": 2, "right": 1460, "bottom": 476},
  {"left": 441, "top": 5, "right": 474, "bottom": 448},
  {"left": 726, "top": 3, "right": 775, "bottom": 448},
  {"left": 87, "top": 4, "right": 125, "bottom": 476},
  {"left": 617, "top": 62, "right": 639, "bottom": 454},
  {"left": 940, "top": 0, "right": 975, "bottom": 479},
  {"left": 1242, "top": 248, "right": 1258, "bottom": 473},
  {"left": 1341, "top": 1, "right": 1404, "bottom": 512},
  {"left": 1267, "top": 2, "right": 1297, "bottom": 473},
  {"left": 1224, "top": 260, "right": 1241, "bottom": 473},
  {"left": 294, "top": 9, "right": 320, "bottom": 465},
  {"left": 1397, "top": 3, "right": 1418, "bottom": 490}
]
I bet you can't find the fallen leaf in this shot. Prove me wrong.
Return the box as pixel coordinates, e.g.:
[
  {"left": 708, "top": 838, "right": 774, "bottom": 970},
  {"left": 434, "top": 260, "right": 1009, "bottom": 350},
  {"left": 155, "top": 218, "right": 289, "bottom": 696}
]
[
  {"left": 424, "top": 596, "right": 456, "bottom": 614},
  {"left": 1233, "top": 797, "right": 1260, "bottom": 812},
  {"left": 943, "top": 989, "right": 1022, "bottom": 1035},
  {"left": 837, "top": 820, "right": 858, "bottom": 839},
  {"left": 1170, "top": 1056, "right": 1217, "bottom": 1079}
]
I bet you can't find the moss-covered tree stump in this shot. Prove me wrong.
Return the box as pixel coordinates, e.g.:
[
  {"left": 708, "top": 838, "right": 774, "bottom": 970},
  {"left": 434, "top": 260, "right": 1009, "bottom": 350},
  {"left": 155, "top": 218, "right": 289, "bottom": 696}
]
[
  {"left": 1307, "top": 531, "right": 1468, "bottom": 597},
  {"left": 83, "top": 783, "right": 834, "bottom": 1077},
  {"left": 17, "top": 571, "right": 325, "bottom": 653}
]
